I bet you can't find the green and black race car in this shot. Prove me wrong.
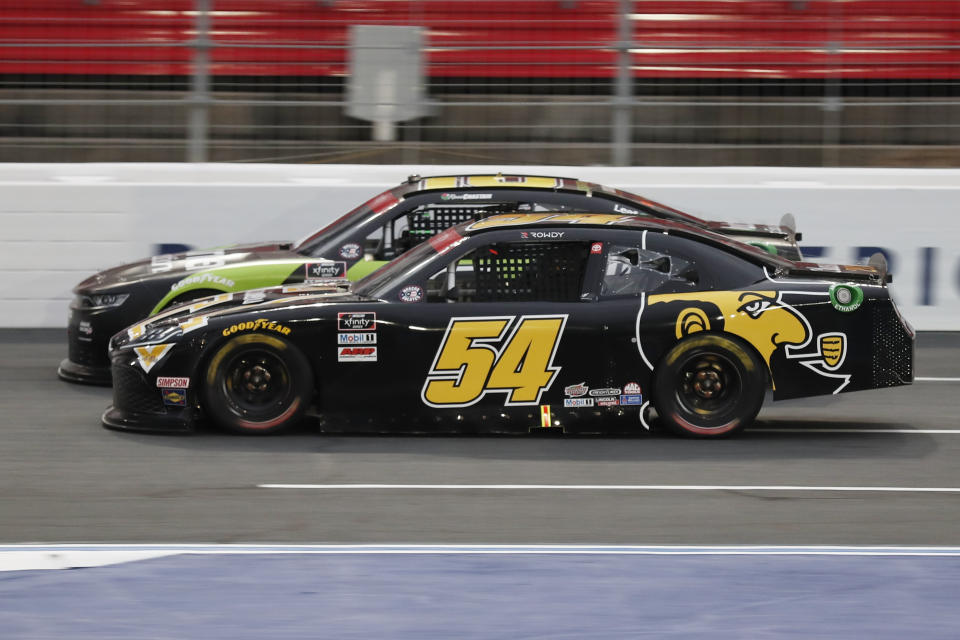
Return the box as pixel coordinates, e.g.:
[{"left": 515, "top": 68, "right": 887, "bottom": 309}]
[
  {"left": 103, "top": 213, "right": 910, "bottom": 439},
  {"left": 62, "top": 174, "right": 803, "bottom": 385}
]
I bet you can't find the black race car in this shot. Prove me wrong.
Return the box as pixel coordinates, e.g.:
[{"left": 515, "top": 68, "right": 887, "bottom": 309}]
[
  {"left": 103, "top": 212, "right": 910, "bottom": 438},
  {"left": 61, "top": 174, "right": 802, "bottom": 385}
]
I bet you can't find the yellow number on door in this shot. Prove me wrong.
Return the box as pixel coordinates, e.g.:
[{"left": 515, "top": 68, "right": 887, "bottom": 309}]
[{"left": 422, "top": 315, "right": 567, "bottom": 407}]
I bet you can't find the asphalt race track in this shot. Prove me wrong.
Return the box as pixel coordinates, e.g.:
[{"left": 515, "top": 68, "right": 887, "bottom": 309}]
[{"left": 2, "top": 328, "right": 959, "bottom": 546}]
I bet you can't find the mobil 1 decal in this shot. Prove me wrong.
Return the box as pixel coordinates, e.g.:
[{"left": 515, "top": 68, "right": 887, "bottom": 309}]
[{"left": 422, "top": 314, "right": 567, "bottom": 408}]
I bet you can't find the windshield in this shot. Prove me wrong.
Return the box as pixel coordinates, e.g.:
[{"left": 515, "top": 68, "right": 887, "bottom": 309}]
[
  {"left": 292, "top": 187, "right": 403, "bottom": 254},
  {"left": 352, "top": 224, "right": 468, "bottom": 298}
]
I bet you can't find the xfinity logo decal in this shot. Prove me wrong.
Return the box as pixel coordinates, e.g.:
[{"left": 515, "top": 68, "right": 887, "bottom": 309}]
[{"left": 520, "top": 231, "right": 565, "bottom": 239}]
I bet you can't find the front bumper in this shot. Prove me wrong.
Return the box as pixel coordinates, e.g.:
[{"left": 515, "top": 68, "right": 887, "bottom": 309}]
[
  {"left": 102, "top": 405, "right": 195, "bottom": 433},
  {"left": 57, "top": 358, "right": 112, "bottom": 386},
  {"left": 102, "top": 358, "right": 199, "bottom": 433},
  {"left": 61, "top": 303, "right": 132, "bottom": 385}
]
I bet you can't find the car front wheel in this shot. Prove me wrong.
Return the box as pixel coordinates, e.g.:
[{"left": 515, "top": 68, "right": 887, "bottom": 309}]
[{"left": 202, "top": 333, "right": 314, "bottom": 434}]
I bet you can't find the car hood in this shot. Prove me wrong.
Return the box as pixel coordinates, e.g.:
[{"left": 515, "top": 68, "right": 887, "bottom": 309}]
[
  {"left": 74, "top": 242, "right": 300, "bottom": 292},
  {"left": 113, "top": 285, "right": 363, "bottom": 351}
]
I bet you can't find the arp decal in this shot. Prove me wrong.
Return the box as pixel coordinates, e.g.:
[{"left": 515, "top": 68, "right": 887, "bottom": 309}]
[
  {"left": 134, "top": 344, "right": 174, "bottom": 373},
  {"left": 637, "top": 291, "right": 851, "bottom": 394},
  {"left": 422, "top": 315, "right": 567, "bottom": 408},
  {"left": 338, "top": 346, "right": 377, "bottom": 362}
]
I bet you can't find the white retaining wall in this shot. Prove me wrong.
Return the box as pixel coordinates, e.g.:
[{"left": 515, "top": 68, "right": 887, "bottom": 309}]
[{"left": 0, "top": 163, "right": 957, "bottom": 330}]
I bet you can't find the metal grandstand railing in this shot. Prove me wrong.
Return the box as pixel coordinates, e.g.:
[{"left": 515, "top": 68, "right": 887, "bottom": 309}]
[{"left": 0, "top": 0, "right": 958, "bottom": 166}]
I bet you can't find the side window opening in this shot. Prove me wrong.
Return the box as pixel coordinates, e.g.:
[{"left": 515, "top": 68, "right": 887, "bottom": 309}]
[
  {"left": 363, "top": 201, "right": 595, "bottom": 261},
  {"left": 601, "top": 245, "right": 698, "bottom": 297},
  {"left": 426, "top": 241, "right": 591, "bottom": 303}
]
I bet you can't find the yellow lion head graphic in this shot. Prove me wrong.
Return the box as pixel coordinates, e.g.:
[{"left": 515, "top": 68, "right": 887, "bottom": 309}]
[{"left": 653, "top": 291, "right": 809, "bottom": 366}]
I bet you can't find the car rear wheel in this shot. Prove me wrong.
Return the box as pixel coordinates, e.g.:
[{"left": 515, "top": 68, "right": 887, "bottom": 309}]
[
  {"left": 652, "top": 333, "right": 766, "bottom": 438},
  {"left": 202, "top": 334, "right": 314, "bottom": 434}
]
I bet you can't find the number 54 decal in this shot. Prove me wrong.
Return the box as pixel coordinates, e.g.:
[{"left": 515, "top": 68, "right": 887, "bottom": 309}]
[{"left": 422, "top": 315, "right": 567, "bottom": 408}]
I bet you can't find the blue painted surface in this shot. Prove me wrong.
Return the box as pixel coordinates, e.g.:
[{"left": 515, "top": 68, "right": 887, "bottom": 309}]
[{"left": 2, "top": 553, "right": 960, "bottom": 639}]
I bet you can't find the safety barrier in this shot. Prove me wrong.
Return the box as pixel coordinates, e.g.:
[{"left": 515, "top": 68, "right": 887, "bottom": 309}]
[{"left": 0, "top": 163, "right": 956, "bottom": 330}]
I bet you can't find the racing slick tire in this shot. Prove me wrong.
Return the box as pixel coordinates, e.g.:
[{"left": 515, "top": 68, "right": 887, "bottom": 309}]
[
  {"left": 652, "top": 333, "right": 766, "bottom": 438},
  {"left": 202, "top": 333, "right": 314, "bottom": 435}
]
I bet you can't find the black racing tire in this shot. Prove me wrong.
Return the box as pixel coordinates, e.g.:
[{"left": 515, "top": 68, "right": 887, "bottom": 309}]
[
  {"left": 652, "top": 333, "right": 766, "bottom": 438},
  {"left": 201, "top": 333, "right": 314, "bottom": 435}
]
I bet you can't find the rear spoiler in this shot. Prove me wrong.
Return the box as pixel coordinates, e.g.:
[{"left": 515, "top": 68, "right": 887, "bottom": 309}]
[{"left": 785, "top": 253, "right": 892, "bottom": 284}]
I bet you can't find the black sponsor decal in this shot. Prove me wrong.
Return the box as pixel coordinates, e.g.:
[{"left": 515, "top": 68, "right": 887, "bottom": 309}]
[{"left": 337, "top": 312, "right": 376, "bottom": 331}]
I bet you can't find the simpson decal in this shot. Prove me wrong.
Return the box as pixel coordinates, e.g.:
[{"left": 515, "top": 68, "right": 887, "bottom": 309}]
[
  {"left": 422, "top": 315, "right": 567, "bottom": 408},
  {"left": 156, "top": 376, "right": 190, "bottom": 388}
]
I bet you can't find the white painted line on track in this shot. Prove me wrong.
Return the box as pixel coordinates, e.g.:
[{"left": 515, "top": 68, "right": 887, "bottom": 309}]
[
  {"left": 258, "top": 483, "right": 960, "bottom": 493},
  {"left": 5, "top": 543, "right": 960, "bottom": 573},
  {"left": 916, "top": 377, "right": 960, "bottom": 382},
  {"left": 752, "top": 429, "right": 960, "bottom": 434}
]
